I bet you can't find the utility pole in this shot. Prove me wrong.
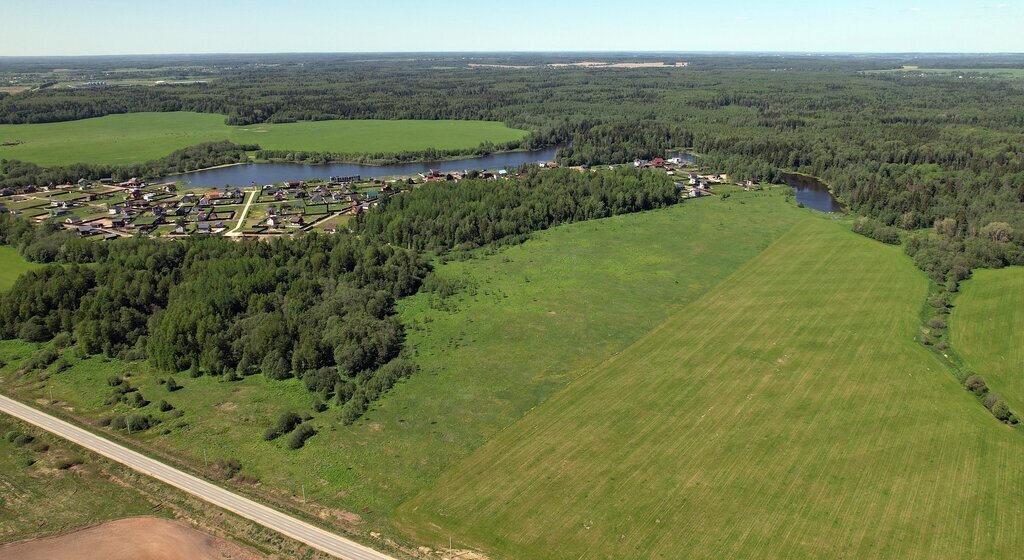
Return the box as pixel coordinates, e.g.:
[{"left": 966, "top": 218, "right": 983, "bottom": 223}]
[
  {"left": 203, "top": 448, "right": 208, "bottom": 469},
  {"left": 302, "top": 484, "right": 306, "bottom": 504},
  {"left": 48, "top": 386, "right": 53, "bottom": 404}
]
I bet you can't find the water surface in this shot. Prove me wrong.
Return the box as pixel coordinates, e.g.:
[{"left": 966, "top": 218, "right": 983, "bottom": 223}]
[
  {"left": 780, "top": 172, "right": 844, "bottom": 213},
  {"left": 162, "top": 147, "right": 560, "bottom": 187}
]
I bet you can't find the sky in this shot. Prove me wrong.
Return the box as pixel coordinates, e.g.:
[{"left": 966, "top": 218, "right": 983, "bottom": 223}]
[{"left": 1, "top": 0, "right": 1022, "bottom": 56}]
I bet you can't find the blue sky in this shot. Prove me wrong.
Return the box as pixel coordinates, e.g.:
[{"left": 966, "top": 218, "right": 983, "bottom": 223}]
[{"left": 2, "top": 0, "right": 1021, "bottom": 56}]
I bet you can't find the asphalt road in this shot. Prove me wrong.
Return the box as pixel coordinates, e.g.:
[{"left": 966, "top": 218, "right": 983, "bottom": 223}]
[{"left": 0, "top": 394, "right": 396, "bottom": 560}]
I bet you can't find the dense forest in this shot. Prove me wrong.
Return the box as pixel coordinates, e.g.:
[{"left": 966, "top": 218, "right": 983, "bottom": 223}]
[
  {"left": 2, "top": 53, "right": 1024, "bottom": 300},
  {"left": 0, "top": 168, "right": 681, "bottom": 420},
  {"left": 0, "top": 215, "right": 429, "bottom": 422},
  {"left": 359, "top": 166, "right": 679, "bottom": 252}
]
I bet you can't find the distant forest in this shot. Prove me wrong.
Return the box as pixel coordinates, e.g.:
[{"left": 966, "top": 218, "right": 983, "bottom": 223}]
[{"left": 2, "top": 53, "right": 1024, "bottom": 288}]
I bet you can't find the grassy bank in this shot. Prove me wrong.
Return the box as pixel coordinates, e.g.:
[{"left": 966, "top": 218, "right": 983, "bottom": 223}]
[
  {"left": 397, "top": 218, "right": 1024, "bottom": 559},
  {"left": 0, "top": 112, "right": 529, "bottom": 167}
]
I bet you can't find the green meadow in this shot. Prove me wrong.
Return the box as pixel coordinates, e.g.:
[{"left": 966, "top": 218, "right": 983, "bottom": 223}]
[
  {"left": 397, "top": 219, "right": 1024, "bottom": 559},
  {"left": 0, "top": 189, "right": 808, "bottom": 534},
  {"left": 952, "top": 267, "right": 1024, "bottom": 412},
  {"left": 0, "top": 247, "right": 42, "bottom": 291},
  {"left": 0, "top": 112, "right": 529, "bottom": 167}
]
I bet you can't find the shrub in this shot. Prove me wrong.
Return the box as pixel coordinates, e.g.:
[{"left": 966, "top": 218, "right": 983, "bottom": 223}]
[
  {"left": 852, "top": 217, "right": 901, "bottom": 245},
  {"left": 213, "top": 457, "right": 242, "bottom": 479},
  {"left": 126, "top": 391, "right": 148, "bottom": 408},
  {"left": 980, "top": 221, "right": 1014, "bottom": 243},
  {"left": 964, "top": 375, "right": 989, "bottom": 396},
  {"left": 97, "top": 416, "right": 112, "bottom": 427},
  {"left": 927, "top": 317, "right": 947, "bottom": 330},
  {"left": 158, "top": 400, "right": 173, "bottom": 412},
  {"left": 984, "top": 393, "right": 999, "bottom": 410},
  {"left": 4, "top": 430, "right": 22, "bottom": 442},
  {"left": 165, "top": 377, "right": 180, "bottom": 392},
  {"left": 125, "top": 414, "right": 157, "bottom": 432},
  {"left": 13, "top": 434, "right": 34, "bottom": 446},
  {"left": 992, "top": 400, "right": 1013, "bottom": 422},
  {"left": 264, "top": 411, "right": 302, "bottom": 441},
  {"left": 56, "top": 456, "right": 84, "bottom": 469},
  {"left": 18, "top": 318, "right": 50, "bottom": 342},
  {"left": 286, "top": 424, "right": 316, "bottom": 449},
  {"left": 107, "top": 375, "right": 124, "bottom": 387},
  {"left": 51, "top": 332, "right": 73, "bottom": 348}
]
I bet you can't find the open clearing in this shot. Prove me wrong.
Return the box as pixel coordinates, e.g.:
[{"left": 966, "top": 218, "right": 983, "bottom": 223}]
[
  {"left": 2, "top": 189, "right": 807, "bottom": 531},
  {"left": 951, "top": 267, "right": 1024, "bottom": 412},
  {"left": 0, "top": 112, "right": 529, "bottom": 167},
  {"left": 0, "top": 517, "right": 263, "bottom": 560},
  {"left": 397, "top": 218, "right": 1024, "bottom": 559},
  {"left": 0, "top": 247, "right": 42, "bottom": 291}
]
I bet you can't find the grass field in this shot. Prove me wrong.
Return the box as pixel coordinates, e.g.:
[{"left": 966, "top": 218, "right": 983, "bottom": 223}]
[
  {"left": 397, "top": 218, "right": 1024, "bottom": 559},
  {"left": 0, "top": 112, "right": 529, "bottom": 167},
  {"left": 0, "top": 414, "right": 156, "bottom": 542},
  {"left": 951, "top": 267, "right": 1024, "bottom": 412},
  {"left": 0, "top": 247, "right": 42, "bottom": 291},
  {"left": 1, "top": 189, "right": 809, "bottom": 536}
]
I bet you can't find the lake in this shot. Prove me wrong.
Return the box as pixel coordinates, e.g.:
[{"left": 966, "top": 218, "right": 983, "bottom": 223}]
[
  {"left": 780, "top": 172, "right": 844, "bottom": 213},
  {"left": 162, "top": 147, "right": 560, "bottom": 187}
]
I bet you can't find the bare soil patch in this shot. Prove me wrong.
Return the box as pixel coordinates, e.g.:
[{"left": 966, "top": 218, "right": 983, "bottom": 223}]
[{"left": 0, "top": 517, "right": 264, "bottom": 560}]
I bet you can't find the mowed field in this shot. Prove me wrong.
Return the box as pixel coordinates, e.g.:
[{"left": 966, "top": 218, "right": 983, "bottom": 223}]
[
  {"left": 397, "top": 218, "right": 1024, "bottom": 559},
  {"left": 0, "top": 112, "right": 529, "bottom": 166},
  {"left": 951, "top": 267, "right": 1024, "bottom": 412},
  {"left": 1, "top": 189, "right": 807, "bottom": 531},
  {"left": 0, "top": 247, "right": 42, "bottom": 291}
]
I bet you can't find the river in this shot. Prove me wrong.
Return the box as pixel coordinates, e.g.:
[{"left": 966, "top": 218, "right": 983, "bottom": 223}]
[
  {"left": 779, "top": 172, "right": 844, "bottom": 213},
  {"left": 161, "top": 147, "right": 560, "bottom": 187}
]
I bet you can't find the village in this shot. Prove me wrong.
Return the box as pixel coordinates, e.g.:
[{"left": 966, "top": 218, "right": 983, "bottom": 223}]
[{"left": 0, "top": 156, "right": 751, "bottom": 240}]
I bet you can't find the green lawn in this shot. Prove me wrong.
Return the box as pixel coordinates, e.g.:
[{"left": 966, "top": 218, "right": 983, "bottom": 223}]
[
  {"left": 0, "top": 247, "right": 42, "bottom": 291},
  {"left": 1, "top": 189, "right": 808, "bottom": 539},
  {"left": 951, "top": 267, "right": 1024, "bottom": 412},
  {"left": 397, "top": 218, "right": 1024, "bottom": 559},
  {"left": 0, "top": 112, "right": 529, "bottom": 167}
]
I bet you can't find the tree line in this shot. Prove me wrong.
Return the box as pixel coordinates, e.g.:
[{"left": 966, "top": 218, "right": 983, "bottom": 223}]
[{"left": 0, "top": 166, "right": 682, "bottom": 422}]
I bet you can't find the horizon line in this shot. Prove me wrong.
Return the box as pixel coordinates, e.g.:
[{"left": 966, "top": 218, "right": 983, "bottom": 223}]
[{"left": 2, "top": 50, "right": 1024, "bottom": 59}]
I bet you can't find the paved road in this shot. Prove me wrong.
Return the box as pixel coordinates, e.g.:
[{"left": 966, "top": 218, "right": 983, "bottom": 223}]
[{"left": 0, "top": 395, "right": 395, "bottom": 560}]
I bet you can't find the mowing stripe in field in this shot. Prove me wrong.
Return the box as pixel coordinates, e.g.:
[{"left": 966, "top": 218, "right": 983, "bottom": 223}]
[
  {"left": 397, "top": 218, "right": 1024, "bottom": 560},
  {"left": 951, "top": 267, "right": 1024, "bottom": 413}
]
